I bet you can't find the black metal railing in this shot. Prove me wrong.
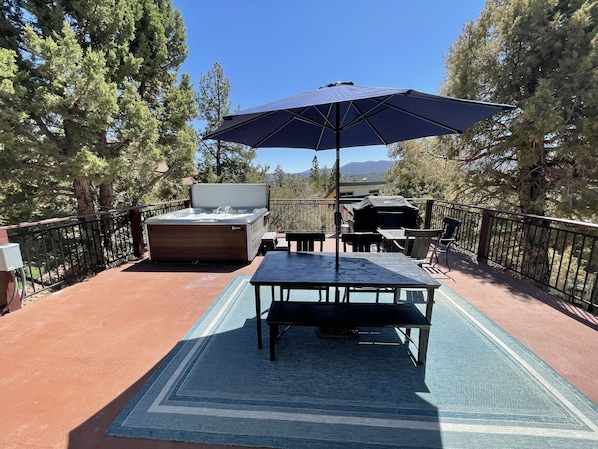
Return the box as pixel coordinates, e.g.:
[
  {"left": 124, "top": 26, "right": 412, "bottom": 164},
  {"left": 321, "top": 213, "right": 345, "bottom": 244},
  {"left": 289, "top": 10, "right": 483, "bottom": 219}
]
[
  {"left": 426, "top": 200, "right": 598, "bottom": 311},
  {"left": 268, "top": 198, "right": 337, "bottom": 232},
  {"left": 1, "top": 200, "right": 187, "bottom": 298},
  {"left": 1, "top": 197, "right": 596, "bottom": 312},
  {"left": 5, "top": 214, "right": 132, "bottom": 297},
  {"left": 425, "top": 201, "right": 482, "bottom": 255},
  {"left": 269, "top": 197, "right": 597, "bottom": 310}
]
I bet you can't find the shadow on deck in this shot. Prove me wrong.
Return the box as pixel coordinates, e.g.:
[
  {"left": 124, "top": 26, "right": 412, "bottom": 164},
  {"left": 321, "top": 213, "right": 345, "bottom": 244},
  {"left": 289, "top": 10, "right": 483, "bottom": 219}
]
[{"left": 0, "top": 237, "right": 596, "bottom": 449}]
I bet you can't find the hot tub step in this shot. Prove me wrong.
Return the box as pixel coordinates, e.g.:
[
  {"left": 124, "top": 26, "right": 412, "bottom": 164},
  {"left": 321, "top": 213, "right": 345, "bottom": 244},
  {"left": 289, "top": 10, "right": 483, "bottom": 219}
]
[{"left": 260, "top": 232, "right": 288, "bottom": 254}]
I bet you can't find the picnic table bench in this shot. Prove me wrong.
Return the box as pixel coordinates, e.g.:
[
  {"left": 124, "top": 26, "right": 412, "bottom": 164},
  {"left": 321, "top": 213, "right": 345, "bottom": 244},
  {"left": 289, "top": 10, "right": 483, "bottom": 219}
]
[{"left": 266, "top": 301, "right": 431, "bottom": 361}]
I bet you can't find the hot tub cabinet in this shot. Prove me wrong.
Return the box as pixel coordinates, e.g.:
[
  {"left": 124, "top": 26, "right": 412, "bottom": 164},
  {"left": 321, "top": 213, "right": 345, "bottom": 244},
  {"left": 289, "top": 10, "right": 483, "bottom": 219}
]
[
  {"left": 145, "top": 215, "right": 268, "bottom": 262},
  {"left": 144, "top": 184, "right": 270, "bottom": 263}
]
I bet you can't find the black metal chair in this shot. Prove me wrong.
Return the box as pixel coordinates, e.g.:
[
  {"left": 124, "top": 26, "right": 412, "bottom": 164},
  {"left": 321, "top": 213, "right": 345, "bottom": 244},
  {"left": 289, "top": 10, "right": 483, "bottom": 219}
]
[
  {"left": 430, "top": 217, "right": 462, "bottom": 271},
  {"left": 392, "top": 228, "right": 442, "bottom": 303},
  {"left": 282, "top": 231, "right": 328, "bottom": 301},
  {"left": 286, "top": 231, "right": 325, "bottom": 252},
  {"left": 341, "top": 232, "right": 382, "bottom": 253},
  {"left": 341, "top": 232, "right": 388, "bottom": 302},
  {"left": 394, "top": 228, "right": 443, "bottom": 266}
]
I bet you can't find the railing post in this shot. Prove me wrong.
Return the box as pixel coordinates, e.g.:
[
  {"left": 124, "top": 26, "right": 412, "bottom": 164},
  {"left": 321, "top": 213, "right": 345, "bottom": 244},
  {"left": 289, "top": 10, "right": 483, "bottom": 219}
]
[
  {"left": 129, "top": 208, "right": 145, "bottom": 258},
  {"left": 477, "top": 208, "right": 494, "bottom": 264},
  {"left": 424, "top": 199, "right": 434, "bottom": 229},
  {"left": 0, "top": 228, "right": 21, "bottom": 313}
]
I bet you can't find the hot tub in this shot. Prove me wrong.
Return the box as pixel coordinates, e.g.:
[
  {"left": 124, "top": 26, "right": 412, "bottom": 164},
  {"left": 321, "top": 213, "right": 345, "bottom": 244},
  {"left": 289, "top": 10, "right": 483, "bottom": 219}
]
[{"left": 144, "top": 184, "right": 270, "bottom": 263}]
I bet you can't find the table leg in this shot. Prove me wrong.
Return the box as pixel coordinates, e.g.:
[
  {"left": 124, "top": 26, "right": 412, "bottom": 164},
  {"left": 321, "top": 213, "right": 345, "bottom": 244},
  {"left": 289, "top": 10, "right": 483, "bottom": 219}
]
[
  {"left": 418, "top": 288, "right": 436, "bottom": 365},
  {"left": 254, "top": 285, "right": 262, "bottom": 349},
  {"left": 418, "top": 328, "right": 429, "bottom": 364},
  {"left": 425, "top": 288, "right": 435, "bottom": 321}
]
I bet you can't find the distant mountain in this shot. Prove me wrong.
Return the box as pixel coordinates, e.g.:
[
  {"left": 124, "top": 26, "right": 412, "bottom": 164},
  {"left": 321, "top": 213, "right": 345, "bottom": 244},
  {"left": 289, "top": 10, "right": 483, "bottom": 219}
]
[
  {"left": 340, "top": 160, "right": 393, "bottom": 175},
  {"left": 292, "top": 160, "right": 393, "bottom": 176}
]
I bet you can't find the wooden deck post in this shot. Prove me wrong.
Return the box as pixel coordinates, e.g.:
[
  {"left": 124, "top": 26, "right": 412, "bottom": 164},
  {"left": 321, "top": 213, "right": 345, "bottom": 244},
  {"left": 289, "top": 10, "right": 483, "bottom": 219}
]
[
  {"left": 477, "top": 208, "right": 494, "bottom": 264},
  {"left": 128, "top": 208, "right": 145, "bottom": 258},
  {"left": 424, "top": 199, "right": 434, "bottom": 229}
]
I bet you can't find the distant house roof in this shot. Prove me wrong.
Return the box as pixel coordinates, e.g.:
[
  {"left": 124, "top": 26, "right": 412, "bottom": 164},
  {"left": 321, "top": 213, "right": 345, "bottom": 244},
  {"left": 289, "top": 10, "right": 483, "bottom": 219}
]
[
  {"left": 157, "top": 162, "right": 196, "bottom": 186},
  {"left": 325, "top": 181, "right": 386, "bottom": 200}
]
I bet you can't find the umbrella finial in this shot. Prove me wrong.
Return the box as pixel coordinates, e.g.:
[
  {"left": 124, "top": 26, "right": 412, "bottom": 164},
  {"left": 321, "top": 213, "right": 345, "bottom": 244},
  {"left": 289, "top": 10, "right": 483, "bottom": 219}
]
[{"left": 322, "top": 81, "right": 354, "bottom": 88}]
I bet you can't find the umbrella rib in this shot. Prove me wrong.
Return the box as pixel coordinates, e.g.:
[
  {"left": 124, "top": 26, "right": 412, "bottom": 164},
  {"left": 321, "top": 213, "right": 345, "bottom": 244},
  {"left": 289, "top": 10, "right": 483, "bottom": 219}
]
[
  {"left": 342, "top": 97, "right": 394, "bottom": 144},
  {"left": 343, "top": 95, "right": 393, "bottom": 129},
  {"left": 251, "top": 114, "right": 297, "bottom": 148},
  {"left": 247, "top": 108, "right": 336, "bottom": 148},
  {"left": 315, "top": 103, "right": 335, "bottom": 150},
  {"left": 384, "top": 102, "right": 463, "bottom": 133},
  {"left": 286, "top": 105, "right": 336, "bottom": 150},
  {"left": 292, "top": 107, "right": 335, "bottom": 130},
  {"left": 206, "top": 111, "right": 274, "bottom": 143},
  {"left": 344, "top": 96, "right": 463, "bottom": 141}
]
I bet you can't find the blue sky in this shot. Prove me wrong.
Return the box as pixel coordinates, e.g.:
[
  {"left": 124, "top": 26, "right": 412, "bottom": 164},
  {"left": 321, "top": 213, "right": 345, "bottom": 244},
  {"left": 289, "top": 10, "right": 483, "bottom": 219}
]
[{"left": 173, "top": 0, "right": 487, "bottom": 173}]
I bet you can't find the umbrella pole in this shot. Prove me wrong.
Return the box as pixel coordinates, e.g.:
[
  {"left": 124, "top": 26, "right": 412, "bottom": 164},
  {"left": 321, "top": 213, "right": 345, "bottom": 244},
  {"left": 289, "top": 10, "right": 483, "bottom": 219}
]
[
  {"left": 335, "top": 104, "right": 341, "bottom": 270},
  {"left": 335, "top": 145, "right": 340, "bottom": 269}
]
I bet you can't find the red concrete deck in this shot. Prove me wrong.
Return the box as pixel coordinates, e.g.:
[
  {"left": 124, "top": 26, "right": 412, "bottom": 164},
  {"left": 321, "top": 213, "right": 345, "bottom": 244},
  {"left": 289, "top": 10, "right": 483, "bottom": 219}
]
[{"left": 1, "top": 237, "right": 596, "bottom": 449}]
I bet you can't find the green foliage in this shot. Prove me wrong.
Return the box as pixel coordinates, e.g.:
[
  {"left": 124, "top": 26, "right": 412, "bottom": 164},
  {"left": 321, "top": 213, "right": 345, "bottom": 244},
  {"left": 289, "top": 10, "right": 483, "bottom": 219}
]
[
  {"left": 0, "top": 48, "right": 16, "bottom": 94},
  {"left": 384, "top": 139, "right": 464, "bottom": 199},
  {"left": 309, "top": 156, "right": 322, "bottom": 192},
  {"left": 440, "top": 0, "right": 598, "bottom": 219},
  {"left": 0, "top": 0, "right": 197, "bottom": 223},
  {"left": 270, "top": 165, "right": 322, "bottom": 199},
  {"left": 196, "top": 62, "right": 266, "bottom": 183},
  {"left": 308, "top": 155, "right": 333, "bottom": 195},
  {"left": 328, "top": 160, "right": 338, "bottom": 193}
]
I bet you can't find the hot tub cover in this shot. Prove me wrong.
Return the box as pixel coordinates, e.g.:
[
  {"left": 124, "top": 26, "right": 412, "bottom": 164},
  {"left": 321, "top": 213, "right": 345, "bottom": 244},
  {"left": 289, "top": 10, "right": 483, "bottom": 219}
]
[{"left": 190, "top": 183, "right": 269, "bottom": 210}]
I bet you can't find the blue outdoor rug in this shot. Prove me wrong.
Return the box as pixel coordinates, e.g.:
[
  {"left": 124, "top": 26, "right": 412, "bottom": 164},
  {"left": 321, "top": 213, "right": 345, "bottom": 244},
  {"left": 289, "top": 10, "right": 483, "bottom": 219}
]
[{"left": 107, "top": 276, "right": 598, "bottom": 449}]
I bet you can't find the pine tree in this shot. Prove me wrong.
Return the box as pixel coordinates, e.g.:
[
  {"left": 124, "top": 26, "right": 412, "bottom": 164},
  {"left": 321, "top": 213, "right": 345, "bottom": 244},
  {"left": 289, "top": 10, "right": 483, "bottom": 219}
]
[
  {"left": 385, "top": 139, "right": 462, "bottom": 199},
  {"left": 196, "top": 62, "right": 264, "bottom": 183},
  {"left": 0, "top": 0, "right": 197, "bottom": 221},
  {"left": 309, "top": 156, "right": 323, "bottom": 194},
  {"left": 441, "top": 0, "right": 598, "bottom": 283},
  {"left": 442, "top": 0, "right": 598, "bottom": 219}
]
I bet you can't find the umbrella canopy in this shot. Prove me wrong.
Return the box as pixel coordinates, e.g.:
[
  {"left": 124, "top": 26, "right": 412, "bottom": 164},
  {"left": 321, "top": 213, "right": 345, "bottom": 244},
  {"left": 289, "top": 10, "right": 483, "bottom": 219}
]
[{"left": 205, "top": 82, "right": 515, "bottom": 268}]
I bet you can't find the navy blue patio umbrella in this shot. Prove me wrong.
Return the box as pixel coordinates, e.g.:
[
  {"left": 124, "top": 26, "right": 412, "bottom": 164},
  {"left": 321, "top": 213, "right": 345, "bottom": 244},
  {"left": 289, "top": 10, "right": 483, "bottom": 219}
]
[{"left": 205, "top": 82, "right": 514, "bottom": 268}]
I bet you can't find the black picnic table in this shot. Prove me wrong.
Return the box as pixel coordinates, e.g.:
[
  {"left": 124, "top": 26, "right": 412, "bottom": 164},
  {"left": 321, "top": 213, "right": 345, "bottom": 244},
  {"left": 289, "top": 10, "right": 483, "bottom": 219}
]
[{"left": 250, "top": 251, "right": 441, "bottom": 363}]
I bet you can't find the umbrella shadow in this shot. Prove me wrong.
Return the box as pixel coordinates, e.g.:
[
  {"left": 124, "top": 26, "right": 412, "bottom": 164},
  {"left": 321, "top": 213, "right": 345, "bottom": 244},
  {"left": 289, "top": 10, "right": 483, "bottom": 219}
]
[{"left": 77, "top": 315, "right": 442, "bottom": 449}]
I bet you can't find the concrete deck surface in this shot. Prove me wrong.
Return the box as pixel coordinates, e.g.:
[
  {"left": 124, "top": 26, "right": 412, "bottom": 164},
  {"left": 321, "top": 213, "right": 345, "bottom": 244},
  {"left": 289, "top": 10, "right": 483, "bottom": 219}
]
[{"left": 0, "top": 236, "right": 596, "bottom": 449}]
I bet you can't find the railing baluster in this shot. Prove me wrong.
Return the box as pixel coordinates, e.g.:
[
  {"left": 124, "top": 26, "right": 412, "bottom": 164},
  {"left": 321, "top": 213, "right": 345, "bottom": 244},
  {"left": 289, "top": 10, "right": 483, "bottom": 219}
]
[{"left": 1, "top": 198, "right": 597, "bottom": 312}]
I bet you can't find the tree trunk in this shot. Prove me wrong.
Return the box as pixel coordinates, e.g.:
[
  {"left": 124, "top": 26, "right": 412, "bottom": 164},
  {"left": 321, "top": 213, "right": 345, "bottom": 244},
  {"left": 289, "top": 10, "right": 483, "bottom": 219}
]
[
  {"left": 517, "top": 160, "right": 551, "bottom": 286},
  {"left": 99, "top": 182, "right": 113, "bottom": 211},
  {"left": 518, "top": 165, "right": 547, "bottom": 216},
  {"left": 73, "top": 177, "right": 95, "bottom": 218},
  {"left": 73, "top": 177, "right": 103, "bottom": 266},
  {"left": 216, "top": 141, "right": 222, "bottom": 178}
]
